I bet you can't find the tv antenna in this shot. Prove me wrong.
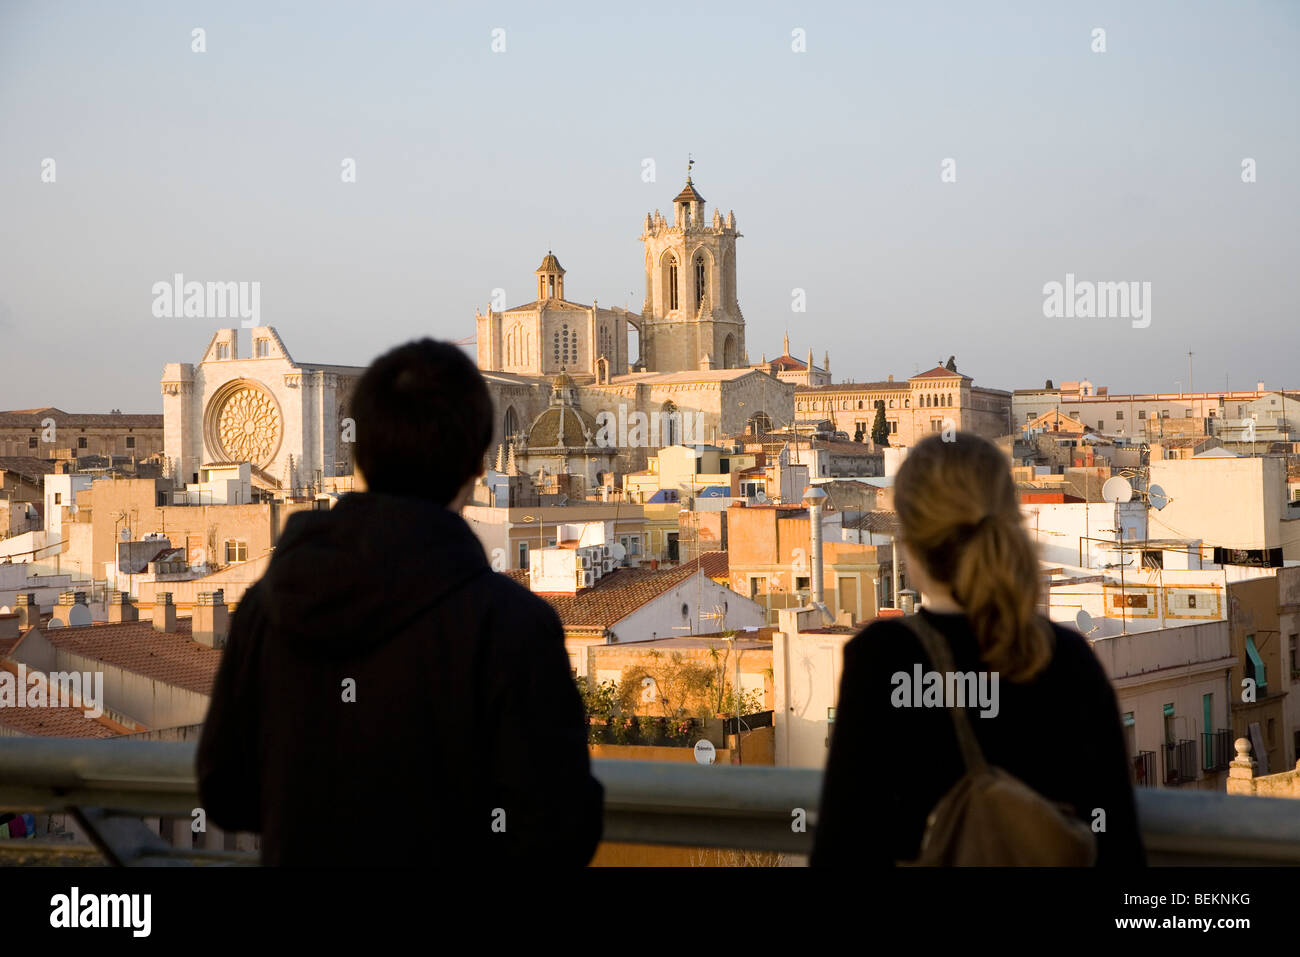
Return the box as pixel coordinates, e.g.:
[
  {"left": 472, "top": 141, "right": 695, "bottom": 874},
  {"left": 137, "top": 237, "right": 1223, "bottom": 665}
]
[{"left": 1102, "top": 477, "right": 1132, "bottom": 635}]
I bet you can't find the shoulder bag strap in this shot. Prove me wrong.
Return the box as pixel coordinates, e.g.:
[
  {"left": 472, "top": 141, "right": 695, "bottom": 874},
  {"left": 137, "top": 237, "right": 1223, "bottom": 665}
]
[{"left": 902, "top": 613, "right": 988, "bottom": 774}]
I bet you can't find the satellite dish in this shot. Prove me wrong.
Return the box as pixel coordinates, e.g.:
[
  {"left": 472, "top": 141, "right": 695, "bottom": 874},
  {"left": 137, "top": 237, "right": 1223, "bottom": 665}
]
[
  {"left": 755, "top": 490, "right": 768, "bottom": 504},
  {"left": 69, "top": 505, "right": 78, "bottom": 516},
  {"left": 693, "top": 739, "right": 716, "bottom": 766},
  {"left": 69, "top": 605, "right": 92, "bottom": 628},
  {"left": 1101, "top": 477, "right": 1133, "bottom": 504},
  {"left": 609, "top": 542, "right": 626, "bottom": 561},
  {"left": 1075, "top": 609, "right": 1096, "bottom": 635},
  {"left": 1148, "top": 484, "right": 1168, "bottom": 511},
  {"left": 119, "top": 527, "right": 132, "bottom": 541}
]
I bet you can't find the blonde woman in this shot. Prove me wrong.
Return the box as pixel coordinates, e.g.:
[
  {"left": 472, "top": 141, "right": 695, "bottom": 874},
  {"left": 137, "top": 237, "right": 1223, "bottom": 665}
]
[{"left": 811, "top": 433, "right": 1144, "bottom": 866}]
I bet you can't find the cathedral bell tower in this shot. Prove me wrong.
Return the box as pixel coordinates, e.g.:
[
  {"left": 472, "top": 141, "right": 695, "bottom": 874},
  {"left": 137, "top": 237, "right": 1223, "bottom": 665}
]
[
  {"left": 536, "top": 251, "right": 565, "bottom": 301},
  {"left": 638, "top": 160, "right": 746, "bottom": 373}
]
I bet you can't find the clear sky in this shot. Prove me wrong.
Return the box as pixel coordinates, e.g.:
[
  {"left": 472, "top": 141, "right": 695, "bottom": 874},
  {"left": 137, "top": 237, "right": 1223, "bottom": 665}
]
[{"left": 1, "top": 0, "right": 1296, "bottom": 412}]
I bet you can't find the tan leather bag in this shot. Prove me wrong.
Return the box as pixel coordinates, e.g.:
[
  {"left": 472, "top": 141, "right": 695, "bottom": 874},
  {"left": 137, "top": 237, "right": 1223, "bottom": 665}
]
[{"left": 901, "top": 614, "right": 1098, "bottom": 867}]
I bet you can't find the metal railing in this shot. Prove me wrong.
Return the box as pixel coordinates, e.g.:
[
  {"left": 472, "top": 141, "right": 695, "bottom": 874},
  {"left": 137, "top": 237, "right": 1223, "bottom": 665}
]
[
  {"left": 2, "top": 737, "right": 1300, "bottom": 865},
  {"left": 1202, "top": 729, "right": 1233, "bottom": 773},
  {"left": 1163, "top": 739, "right": 1198, "bottom": 786},
  {"left": 1132, "top": 750, "right": 1156, "bottom": 789}
]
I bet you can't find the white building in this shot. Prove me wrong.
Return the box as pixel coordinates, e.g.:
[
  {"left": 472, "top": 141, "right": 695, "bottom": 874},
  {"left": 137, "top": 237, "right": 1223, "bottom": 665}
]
[{"left": 161, "top": 327, "right": 363, "bottom": 496}]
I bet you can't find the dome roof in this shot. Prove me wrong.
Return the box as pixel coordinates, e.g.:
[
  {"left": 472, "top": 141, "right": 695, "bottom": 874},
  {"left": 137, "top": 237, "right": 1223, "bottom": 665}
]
[
  {"left": 552, "top": 369, "right": 575, "bottom": 391},
  {"left": 527, "top": 404, "right": 597, "bottom": 449},
  {"left": 536, "top": 251, "right": 565, "bottom": 274}
]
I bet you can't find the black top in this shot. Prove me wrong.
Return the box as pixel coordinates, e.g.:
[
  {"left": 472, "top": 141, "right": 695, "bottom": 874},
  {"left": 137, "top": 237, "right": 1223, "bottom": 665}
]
[
  {"left": 197, "top": 492, "right": 604, "bottom": 866},
  {"left": 810, "top": 609, "right": 1145, "bottom": 866}
]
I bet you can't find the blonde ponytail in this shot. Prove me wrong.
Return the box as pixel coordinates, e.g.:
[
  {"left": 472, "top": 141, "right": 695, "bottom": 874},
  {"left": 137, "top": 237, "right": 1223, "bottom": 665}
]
[{"left": 895, "top": 434, "right": 1051, "bottom": 682}]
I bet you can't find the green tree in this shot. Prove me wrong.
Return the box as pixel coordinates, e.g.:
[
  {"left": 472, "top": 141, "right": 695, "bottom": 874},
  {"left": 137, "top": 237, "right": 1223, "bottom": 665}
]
[{"left": 871, "top": 401, "right": 890, "bottom": 447}]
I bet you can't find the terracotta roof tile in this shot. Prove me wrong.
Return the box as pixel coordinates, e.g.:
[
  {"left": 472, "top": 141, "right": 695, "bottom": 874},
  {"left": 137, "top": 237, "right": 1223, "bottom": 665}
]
[
  {"left": 0, "top": 705, "right": 122, "bottom": 738},
  {"left": 910, "top": 366, "right": 972, "bottom": 380},
  {"left": 768, "top": 356, "right": 807, "bottom": 371},
  {"left": 0, "top": 409, "right": 162, "bottom": 428},
  {"left": 0, "top": 661, "right": 133, "bottom": 738},
  {"left": 795, "top": 381, "right": 907, "bottom": 393},
  {"left": 845, "top": 511, "right": 900, "bottom": 533},
  {"left": 507, "top": 552, "right": 729, "bottom": 629},
  {"left": 36, "top": 619, "right": 220, "bottom": 695}
]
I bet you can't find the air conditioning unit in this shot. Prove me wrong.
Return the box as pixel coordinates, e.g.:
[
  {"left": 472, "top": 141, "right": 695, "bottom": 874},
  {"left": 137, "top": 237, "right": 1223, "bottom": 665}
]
[
  {"left": 579, "top": 554, "right": 592, "bottom": 569},
  {"left": 576, "top": 569, "right": 595, "bottom": 588},
  {"left": 604, "top": 559, "right": 616, "bottom": 573},
  {"left": 601, "top": 544, "right": 611, "bottom": 559}
]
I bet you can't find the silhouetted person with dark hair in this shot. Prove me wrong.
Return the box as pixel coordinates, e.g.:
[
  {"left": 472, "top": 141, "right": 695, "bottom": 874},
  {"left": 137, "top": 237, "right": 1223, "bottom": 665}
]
[
  {"left": 811, "top": 433, "right": 1144, "bottom": 866},
  {"left": 198, "top": 338, "right": 603, "bottom": 866}
]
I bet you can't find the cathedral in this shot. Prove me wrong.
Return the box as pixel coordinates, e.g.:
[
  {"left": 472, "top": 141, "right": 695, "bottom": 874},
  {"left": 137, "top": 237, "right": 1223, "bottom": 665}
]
[
  {"left": 161, "top": 173, "right": 796, "bottom": 497},
  {"left": 476, "top": 172, "right": 792, "bottom": 484}
]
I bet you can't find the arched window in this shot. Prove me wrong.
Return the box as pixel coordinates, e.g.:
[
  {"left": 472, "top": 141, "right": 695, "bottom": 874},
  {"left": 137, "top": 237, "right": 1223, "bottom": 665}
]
[
  {"left": 667, "top": 255, "right": 679, "bottom": 311},
  {"left": 661, "top": 400, "right": 680, "bottom": 446},
  {"left": 695, "top": 256, "right": 706, "bottom": 309}
]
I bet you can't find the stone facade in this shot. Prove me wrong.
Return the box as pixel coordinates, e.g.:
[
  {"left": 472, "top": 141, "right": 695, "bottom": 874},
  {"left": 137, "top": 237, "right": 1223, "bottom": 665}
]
[
  {"left": 0, "top": 408, "right": 162, "bottom": 461},
  {"left": 162, "top": 327, "right": 362, "bottom": 494},
  {"left": 162, "top": 176, "right": 795, "bottom": 493},
  {"left": 637, "top": 176, "right": 747, "bottom": 373},
  {"left": 795, "top": 365, "right": 1012, "bottom": 446},
  {"left": 479, "top": 175, "right": 793, "bottom": 477},
  {"left": 475, "top": 253, "right": 635, "bottom": 380}
]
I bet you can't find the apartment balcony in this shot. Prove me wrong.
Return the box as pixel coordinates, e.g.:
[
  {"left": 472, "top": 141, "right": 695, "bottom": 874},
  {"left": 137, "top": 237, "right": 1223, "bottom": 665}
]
[
  {"left": 1, "top": 738, "right": 1299, "bottom": 866},
  {"left": 1132, "top": 750, "right": 1157, "bottom": 788},
  {"left": 1202, "top": 729, "right": 1233, "bottom": 774},
  {"left": 1163, "top": 739, "right": 1199, "bottom": 786}
]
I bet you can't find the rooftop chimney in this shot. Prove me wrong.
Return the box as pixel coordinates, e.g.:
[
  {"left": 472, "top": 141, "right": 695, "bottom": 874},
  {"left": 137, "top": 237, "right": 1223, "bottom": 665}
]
[
  {"left": 50, "top": 591, "right": 89, "bottom": 628},
  {"left": 107, "top": 591, "right": 140, "bottom": 623},
  {"left": 0, "top": 613, "right": 19, "bottom": 640},
  {"left": 193, "top": 590, "right": 229, "bottom": 648},
  {"left": 15, "top": 593, "right": 41, "bottom": 629},
  {"left": 802, "top": 485, "right": 834, "bottom": 625},
  {"left": 152, "top": 592, "right": 177, "bottom": 633}
]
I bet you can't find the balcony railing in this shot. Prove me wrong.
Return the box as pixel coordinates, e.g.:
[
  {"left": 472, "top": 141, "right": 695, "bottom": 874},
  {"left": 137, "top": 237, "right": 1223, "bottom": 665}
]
[
  {"left": 1132, "top": 750, "right": 1157, "bottom": 788},
  {"left": 2, "top": 737, "right": 1300, "bottom": 866},
  {"left": 1163, "top": 739, "right": 1198, "bottom": 785},
  {"left": 1202, "top": 729, "right": 1233, "bottom": 773}
]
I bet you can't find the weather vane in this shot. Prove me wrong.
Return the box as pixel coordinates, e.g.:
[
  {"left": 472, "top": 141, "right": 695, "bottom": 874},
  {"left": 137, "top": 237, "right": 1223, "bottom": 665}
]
[{"left": 687, "top": 154, "right": 694, "bottom": 181}]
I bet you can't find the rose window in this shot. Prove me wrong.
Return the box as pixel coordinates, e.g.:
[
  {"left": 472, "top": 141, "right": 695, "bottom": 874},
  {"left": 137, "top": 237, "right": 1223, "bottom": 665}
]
[{"left": 216, "top": 387, "right": 280, "bottom": 466}]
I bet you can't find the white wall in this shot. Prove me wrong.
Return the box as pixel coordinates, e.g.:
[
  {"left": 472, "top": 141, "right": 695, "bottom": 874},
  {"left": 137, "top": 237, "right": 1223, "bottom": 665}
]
[
  {"left": 12, "top": 628, "right": 210, "bottom": 729},
  {"left": 772, "top": 609, "right": 852, "bottom": 768},
  {"left": 610, "top": 572, "right": 765, "bottom": 643},
  {"left": 1090, "top": 620, "right": 1235, "bottom": 787},
  {"left": 1148, "top": 456, "right": 1287, "bottom": 552},
  {"left": 42, "top": 474, "right": 97, "bottom": 539}
]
